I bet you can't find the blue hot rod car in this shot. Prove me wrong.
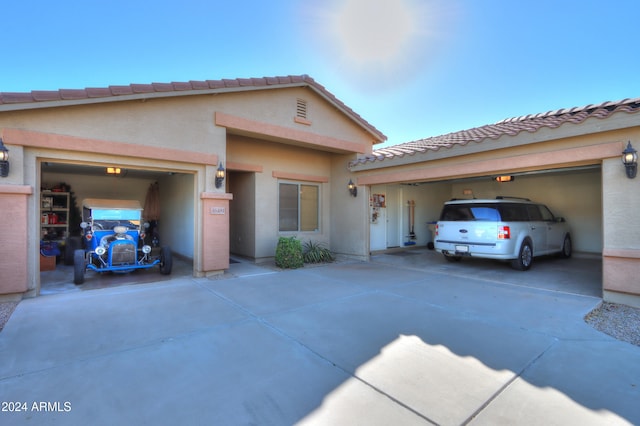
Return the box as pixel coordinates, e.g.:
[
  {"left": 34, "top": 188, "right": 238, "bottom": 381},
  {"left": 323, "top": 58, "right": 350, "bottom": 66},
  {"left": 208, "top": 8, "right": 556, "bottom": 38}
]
[{"left": 74, "top": 198, "right": 172, "bottom": 284}]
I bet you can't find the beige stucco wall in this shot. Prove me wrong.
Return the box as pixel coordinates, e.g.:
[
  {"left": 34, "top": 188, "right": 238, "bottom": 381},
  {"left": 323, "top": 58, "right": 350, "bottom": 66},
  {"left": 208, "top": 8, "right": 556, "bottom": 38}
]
[
  {"left": 227, "top": 134, "right": 334, "bottom": 261},
  {"left": 213, "top": 87, "right": 378, "bottom": 151},
  {"left": 330, "top": 153, "right": 370, "bottom": 259}
]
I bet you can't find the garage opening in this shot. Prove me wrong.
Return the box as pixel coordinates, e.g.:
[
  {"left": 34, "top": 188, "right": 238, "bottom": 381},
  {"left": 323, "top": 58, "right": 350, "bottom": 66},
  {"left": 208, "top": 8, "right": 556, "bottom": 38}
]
[
  {"left": 39, "top": 161, "right": 195, "bottom": 294},
  {"left": 370, "top": 165, "right": 603, "bottom": 297}
]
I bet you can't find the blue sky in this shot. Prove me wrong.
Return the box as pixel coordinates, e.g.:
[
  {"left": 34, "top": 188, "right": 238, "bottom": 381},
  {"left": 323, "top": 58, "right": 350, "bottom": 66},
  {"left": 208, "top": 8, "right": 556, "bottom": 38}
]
[{"left": 2, "top": 0, "right": 639, "bottom": 147}]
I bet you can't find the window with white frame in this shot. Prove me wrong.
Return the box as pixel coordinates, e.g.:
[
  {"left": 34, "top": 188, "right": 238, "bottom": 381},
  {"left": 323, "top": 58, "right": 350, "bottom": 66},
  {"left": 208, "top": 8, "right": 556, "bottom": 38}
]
[{"left": 279, "top": 182, "right": 319, "bottom": 232}]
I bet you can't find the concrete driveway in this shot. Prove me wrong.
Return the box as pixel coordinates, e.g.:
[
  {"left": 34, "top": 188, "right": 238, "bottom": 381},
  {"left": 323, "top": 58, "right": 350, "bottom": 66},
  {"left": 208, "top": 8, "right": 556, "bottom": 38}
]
[{"left": 1, "top": 254, "right": 638, "bottom": 425}]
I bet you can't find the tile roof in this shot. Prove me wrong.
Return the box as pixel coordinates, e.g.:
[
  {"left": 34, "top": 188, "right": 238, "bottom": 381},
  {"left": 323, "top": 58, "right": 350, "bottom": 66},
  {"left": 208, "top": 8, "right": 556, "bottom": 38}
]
[
  {"left": 351, "top": 97, "right": 640, "bottom": 166},
  {"left": 0, "top": 75, "right": 386, "bottom": 142}
]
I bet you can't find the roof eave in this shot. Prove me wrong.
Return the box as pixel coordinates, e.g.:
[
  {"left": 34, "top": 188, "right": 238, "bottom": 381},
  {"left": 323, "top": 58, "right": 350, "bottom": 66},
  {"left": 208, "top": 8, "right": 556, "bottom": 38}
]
[
  {"left": 349, "top": 109, "right": 640, "bottom": 171},
  {"left": 0, "top": 75, "right": 387, "bottom": 145}
]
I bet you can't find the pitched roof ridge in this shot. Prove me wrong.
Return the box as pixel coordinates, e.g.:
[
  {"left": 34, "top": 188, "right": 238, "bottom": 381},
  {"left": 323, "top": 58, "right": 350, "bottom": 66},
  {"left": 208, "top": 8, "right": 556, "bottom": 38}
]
[
  {"left": 0, "top": 75, "right": 306, "bottom": 100},
  {"left": 351, "top": 95, "right": 640, "bottom": 167},
  {"left": 496, "top": 96, "right": 640, "bottom": 124},
  {"left": 0, "top": 74, "right": 386, "bottom": 142}
]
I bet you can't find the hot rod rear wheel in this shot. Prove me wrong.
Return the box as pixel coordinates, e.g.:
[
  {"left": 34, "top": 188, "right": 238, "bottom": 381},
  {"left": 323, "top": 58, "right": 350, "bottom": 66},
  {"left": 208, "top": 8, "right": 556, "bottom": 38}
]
[
  {"left": 73, "top": 249, "right": 86, "bottom": 285},
  {"left": 159, "top": 246, "right": 173, "bottom": 275}
]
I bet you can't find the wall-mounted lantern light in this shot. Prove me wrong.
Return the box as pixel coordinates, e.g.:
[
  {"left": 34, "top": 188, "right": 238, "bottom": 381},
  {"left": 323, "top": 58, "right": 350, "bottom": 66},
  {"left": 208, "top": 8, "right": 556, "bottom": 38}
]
[
  {"left": 622, "top": 141, "right": 637, "bottom": 179},
  {"left": 0, "top": 138, "right": 9, "bottom": 178},
  {"left": 494, "top": 175, "right": 515, "bottom": 183},
  {"left": 215, "top": 162, "right": 226, "bottom": 188},
  {"left": 348, "top": 179, "right": 357, "bottom": 197}
]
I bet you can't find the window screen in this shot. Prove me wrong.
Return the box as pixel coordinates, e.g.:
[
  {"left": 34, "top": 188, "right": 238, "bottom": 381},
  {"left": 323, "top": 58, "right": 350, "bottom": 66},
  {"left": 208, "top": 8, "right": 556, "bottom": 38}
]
[{"left": 279, "top": 182, "right": 319, "bottom": 232}]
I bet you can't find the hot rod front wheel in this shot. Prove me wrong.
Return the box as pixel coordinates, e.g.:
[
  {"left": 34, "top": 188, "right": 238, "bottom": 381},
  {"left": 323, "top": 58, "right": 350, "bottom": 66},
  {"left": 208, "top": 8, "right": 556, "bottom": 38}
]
[
  {"left": 159, "top": 246, "right": 173, "bottom": 275},
  {"left": 73, "top": 249, "right": 86, "bottom": 285}
]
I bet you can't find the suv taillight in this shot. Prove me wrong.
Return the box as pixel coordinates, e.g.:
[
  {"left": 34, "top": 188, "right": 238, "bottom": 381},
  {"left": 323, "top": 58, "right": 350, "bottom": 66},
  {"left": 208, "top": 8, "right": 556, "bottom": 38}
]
[
  {"left": 498, "top": 226, "right": 510, "bottom": 239},
  {"left": 435, "top": 224, "right": 439, "bottom": 236}
]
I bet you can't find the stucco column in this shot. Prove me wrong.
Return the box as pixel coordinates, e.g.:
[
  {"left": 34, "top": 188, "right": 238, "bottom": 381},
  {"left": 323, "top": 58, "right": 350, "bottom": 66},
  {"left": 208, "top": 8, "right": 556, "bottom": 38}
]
[
  {"left": 0, "top": 184, "right": 33, "bottom": 296},
  {"left": 200, "top": 192, "right": 233, "bottom": 276},
  {"left": 602, "top": 156, "right": 640, "bottom": 308}
]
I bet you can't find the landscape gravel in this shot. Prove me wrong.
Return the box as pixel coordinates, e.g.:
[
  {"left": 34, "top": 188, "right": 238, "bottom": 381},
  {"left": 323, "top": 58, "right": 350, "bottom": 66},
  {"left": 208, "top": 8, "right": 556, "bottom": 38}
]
[
  {"left": 0, "top": 301, "right": 19, "bottom": 332},
  {"left": 585, "top": 302, "right": 640, "bottom": 347},
  {"left": 1, "top": 300, "right": 639, "bottom": 347}
]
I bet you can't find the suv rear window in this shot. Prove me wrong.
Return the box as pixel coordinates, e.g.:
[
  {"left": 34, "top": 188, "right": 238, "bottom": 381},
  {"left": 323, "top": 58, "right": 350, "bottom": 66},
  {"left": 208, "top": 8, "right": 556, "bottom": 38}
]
[
  {"left": 440, "top": 204, "right": 500, "bottom": 221},
  {"left": 440, "top": 203, "right": 531, "bottom": 222}
]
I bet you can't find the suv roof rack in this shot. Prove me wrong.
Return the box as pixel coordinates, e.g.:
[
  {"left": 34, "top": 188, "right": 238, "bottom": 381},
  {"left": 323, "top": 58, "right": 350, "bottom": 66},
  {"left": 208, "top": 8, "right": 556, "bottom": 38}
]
[{"left": 495, "top": 196, "right": 531, "bottom": 201}]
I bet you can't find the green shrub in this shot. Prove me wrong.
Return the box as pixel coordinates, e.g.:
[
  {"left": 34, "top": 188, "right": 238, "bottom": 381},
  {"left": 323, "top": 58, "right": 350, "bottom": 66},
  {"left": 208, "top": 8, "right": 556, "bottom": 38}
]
[
  {"left": 275, "top": 236, "right": 304, "bottom": 269},
  {"left": 303, "top": 240, "right": 335, "bottom": 264}
]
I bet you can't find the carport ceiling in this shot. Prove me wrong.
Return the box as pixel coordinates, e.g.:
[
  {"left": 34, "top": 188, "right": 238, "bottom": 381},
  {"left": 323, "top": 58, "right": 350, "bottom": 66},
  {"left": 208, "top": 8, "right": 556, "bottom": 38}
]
[{"left": 42, "top": 162, "right": 181, "bottom": 180}]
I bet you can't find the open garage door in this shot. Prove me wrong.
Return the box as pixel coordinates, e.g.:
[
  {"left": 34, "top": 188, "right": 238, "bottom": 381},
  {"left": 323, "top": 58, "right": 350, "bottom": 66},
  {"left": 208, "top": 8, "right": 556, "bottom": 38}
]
[
  {"left": 373, "top": 165, "right": 603, "bottom": 296},
  {"left": 39, "top": 161, "right": 195, "bottom": 293}
]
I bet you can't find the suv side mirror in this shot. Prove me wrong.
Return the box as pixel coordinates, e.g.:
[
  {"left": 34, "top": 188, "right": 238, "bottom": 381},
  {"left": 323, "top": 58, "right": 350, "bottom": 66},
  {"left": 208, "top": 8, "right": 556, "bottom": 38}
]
[{"left": 80, "top": 222, "right": 89, "bottom": 229}]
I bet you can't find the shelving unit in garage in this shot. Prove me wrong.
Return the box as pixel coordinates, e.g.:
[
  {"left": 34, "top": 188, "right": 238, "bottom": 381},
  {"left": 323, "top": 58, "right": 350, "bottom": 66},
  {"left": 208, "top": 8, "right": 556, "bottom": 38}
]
[{"left": 40, "top": 191, "right": 70, "bottom": 270}]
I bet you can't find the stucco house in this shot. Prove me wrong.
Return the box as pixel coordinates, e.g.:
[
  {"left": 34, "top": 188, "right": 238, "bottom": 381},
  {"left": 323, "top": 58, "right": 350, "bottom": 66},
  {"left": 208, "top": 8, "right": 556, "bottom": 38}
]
[
  {"left": 0, "top": 75, "right": 639, "bottom": 308},
  {"left": 0, "top": 75, "right": 385, "bottom": 298}
]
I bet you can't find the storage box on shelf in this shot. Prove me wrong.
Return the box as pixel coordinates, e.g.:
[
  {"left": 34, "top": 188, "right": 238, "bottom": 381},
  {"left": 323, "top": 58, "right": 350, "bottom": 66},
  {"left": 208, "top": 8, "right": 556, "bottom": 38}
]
[{"left": 41, "top": 191, "right": 70, "bottom": 243}]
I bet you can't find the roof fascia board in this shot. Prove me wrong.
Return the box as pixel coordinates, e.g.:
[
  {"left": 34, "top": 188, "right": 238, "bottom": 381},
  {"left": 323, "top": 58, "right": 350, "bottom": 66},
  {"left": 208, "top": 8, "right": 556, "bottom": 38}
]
[
  {"left": 356, "top": 141, "right": 621, "bottom": 186},
  {"left": 351, "top": 111, "right": 640, "bottom": 171}
]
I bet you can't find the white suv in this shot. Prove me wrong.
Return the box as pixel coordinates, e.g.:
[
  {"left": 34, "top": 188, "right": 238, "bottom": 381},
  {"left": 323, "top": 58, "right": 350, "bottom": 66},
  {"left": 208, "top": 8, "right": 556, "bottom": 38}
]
[{"left": 434, "top": 197, "right": 572, "bottom": 270}]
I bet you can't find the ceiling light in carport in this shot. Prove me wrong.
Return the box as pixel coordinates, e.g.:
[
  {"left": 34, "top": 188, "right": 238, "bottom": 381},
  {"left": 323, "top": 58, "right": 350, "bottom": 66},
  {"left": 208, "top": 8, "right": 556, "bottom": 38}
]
[{"left": 106, "top": 167, "right": 121, "bottom": 175}]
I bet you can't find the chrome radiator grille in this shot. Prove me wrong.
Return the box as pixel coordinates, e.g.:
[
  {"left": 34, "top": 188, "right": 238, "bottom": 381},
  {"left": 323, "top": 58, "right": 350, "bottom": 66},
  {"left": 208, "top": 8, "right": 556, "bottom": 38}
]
[{"left": 110, "top": 243, "right": 136, "bottom": 265}]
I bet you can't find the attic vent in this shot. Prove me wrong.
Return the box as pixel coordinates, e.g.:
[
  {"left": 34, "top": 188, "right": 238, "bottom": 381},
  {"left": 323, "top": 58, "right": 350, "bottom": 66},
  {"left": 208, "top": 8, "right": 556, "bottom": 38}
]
[{"left": 296, "top": 98, "right": 308, "bottom": 119}]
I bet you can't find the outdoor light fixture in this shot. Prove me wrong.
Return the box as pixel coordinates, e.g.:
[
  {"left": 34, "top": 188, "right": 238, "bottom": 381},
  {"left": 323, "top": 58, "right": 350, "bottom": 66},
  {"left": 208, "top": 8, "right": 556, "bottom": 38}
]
[
  {"left": 106, "top": 167, "right": 121, "bottom": 175},
  {"left": 348, "top": 179, "right": 358, "bottom": 197},
  {"left": 622, "top": 141, "right": 637, "bottom": 179},
  {"left": 215, "top": 162, "right": 225, "bottom": 188},
  {"left": 0, "top": 138, "right": 9, "bottom": 178},
  {"left": 494, "top": 175, "right": 515, "bottom": 183}
]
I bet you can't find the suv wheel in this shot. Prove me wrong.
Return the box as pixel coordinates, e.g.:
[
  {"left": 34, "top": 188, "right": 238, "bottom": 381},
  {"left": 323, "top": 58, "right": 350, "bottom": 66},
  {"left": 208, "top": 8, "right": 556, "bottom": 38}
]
[
  {"left": 560, "top": 234, "right": 572, "bottom": 258},
  {"left": 511, "top": 241, "right": 533, "bottom": 271}
]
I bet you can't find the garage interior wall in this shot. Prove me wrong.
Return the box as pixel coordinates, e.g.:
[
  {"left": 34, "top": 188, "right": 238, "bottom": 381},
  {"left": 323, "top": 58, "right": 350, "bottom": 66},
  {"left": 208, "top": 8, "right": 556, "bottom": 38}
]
[
  {"left": 370, "top": 167, "right": 602, "bottom": 255},
  {"left": 42, "top": 170, "right": 153, "bottom": 207},
  {"left": 157, "top": 173, "right": 195, "bottom": 260},
  {"left": 370, "top": 183, "right": 451, "bottom": 250},
  {"left": 449, "top": 168, "right": 602, "bottom": 254}
]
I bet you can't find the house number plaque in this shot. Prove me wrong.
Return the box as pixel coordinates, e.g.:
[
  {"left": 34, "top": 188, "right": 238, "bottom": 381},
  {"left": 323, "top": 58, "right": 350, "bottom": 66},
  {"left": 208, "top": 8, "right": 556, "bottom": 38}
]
[{"left": 210, "top": 207, "right": 226, "bottom": 215}]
